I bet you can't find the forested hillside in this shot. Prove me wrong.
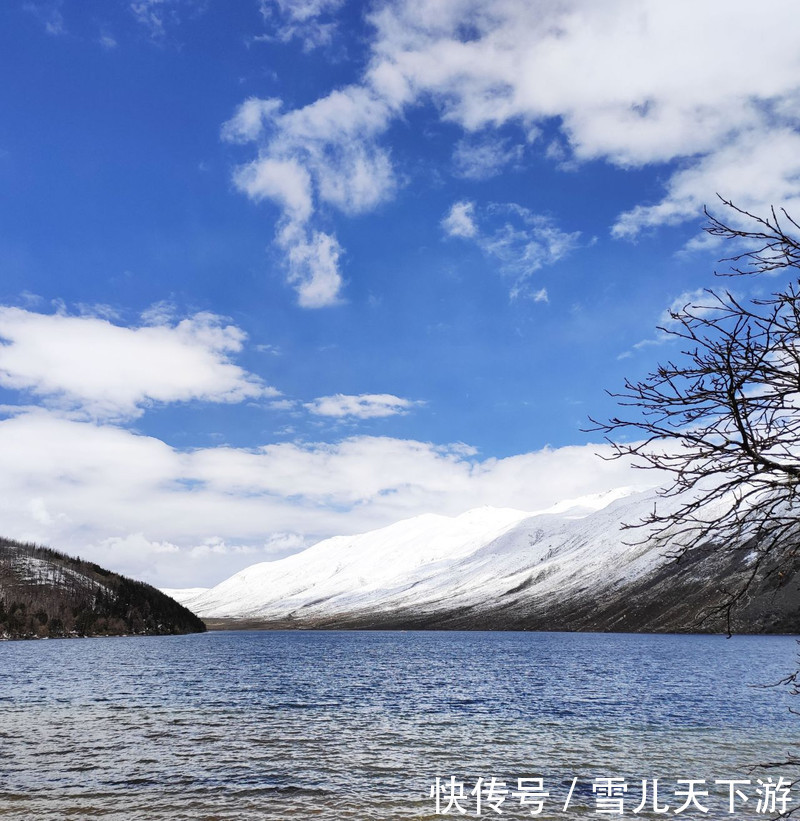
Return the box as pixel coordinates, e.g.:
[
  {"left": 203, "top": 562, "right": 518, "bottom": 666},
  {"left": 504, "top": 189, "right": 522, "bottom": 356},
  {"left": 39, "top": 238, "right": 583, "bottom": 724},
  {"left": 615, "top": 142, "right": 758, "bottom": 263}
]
[{"left": 0, "top": 538, "right": 206, "bottom": 639}]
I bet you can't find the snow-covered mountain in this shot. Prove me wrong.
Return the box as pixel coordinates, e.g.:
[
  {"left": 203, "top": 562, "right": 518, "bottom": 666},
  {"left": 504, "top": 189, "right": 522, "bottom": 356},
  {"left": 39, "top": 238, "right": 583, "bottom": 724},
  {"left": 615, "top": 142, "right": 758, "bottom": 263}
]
[{"left": 168, "top": 488, "right": 800, "bottom": 633}]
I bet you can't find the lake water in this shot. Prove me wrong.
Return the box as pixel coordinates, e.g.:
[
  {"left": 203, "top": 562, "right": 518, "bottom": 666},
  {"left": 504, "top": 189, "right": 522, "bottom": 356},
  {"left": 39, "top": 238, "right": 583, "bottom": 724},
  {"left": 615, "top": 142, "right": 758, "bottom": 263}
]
[{"left": 0, "top": 630, "right": 798, "bottom": 820}]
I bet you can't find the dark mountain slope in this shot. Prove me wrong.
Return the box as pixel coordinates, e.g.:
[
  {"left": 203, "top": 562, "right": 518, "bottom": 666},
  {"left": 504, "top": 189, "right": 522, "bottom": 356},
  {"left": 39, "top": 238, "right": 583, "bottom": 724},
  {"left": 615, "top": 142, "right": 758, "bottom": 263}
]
[
  {"left": 200, "top": 546, "right": 800, "bottom": 634},
  {"left": 0, "top": 538, "right": 206, "bottom": 639},
  {"left": 272, "top": 544, "right": 800, "bottom": 634}
]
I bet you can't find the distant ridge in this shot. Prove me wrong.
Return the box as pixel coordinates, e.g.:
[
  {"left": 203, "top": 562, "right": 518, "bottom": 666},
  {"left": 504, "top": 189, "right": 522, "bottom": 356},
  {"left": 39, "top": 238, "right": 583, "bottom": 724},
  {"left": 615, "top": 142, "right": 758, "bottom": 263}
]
[
  {"left": 169, "top": 489, "right": 800, "bottom": 634},
  {"left": 0, "top": 538, "right": 206, "bottom": 639}
]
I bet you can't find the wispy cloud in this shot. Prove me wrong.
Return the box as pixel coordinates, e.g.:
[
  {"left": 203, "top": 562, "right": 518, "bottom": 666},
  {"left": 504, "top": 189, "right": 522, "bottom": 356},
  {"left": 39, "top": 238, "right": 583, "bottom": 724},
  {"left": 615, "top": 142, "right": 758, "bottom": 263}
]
[
  {"left": 129, "top": 0, "right": 207, "bottom": 41},
  {"left": 621, "top": 288, "right": 726, "bottom": 356},
  {"left": 23, "top": 0, "right": 65, "bottom": 36},
  {"left": 98, "top": 30, "right": 118, "bottom": 49},
  {"left": 130, "top": 0, "right": 170, "bottom": 39},
  {"left": 306, "top": 393, "right": 420, "bottom": 419},
  {"left": 443, "top": 201, "right": 580, "bottom": 300},
  {"left": 257, "top": 0, "right": 345, "bottom": 51},
  {"left": 452, "top": 136, "right": 523, "bottom": 180}
]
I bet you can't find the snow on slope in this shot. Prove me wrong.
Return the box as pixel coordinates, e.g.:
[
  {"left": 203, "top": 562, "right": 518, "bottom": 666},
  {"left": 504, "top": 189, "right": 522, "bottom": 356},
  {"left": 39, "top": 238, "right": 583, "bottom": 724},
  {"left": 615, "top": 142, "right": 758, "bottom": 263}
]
[
  {"left": 12, "top": 553, "right": 113, "bottom": 595},
  {"left": 174, "top": 486, "right": 690, "bottom": 622},
  {"left": 184, "top": 505, "right": 533, "bottom": 618}
]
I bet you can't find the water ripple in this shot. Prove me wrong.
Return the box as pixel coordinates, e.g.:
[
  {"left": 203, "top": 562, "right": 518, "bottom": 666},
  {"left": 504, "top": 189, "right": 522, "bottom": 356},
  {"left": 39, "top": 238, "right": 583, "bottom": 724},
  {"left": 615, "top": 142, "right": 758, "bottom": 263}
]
[{"left": 0, "top": 631, "right": 798, "bottom": 819}]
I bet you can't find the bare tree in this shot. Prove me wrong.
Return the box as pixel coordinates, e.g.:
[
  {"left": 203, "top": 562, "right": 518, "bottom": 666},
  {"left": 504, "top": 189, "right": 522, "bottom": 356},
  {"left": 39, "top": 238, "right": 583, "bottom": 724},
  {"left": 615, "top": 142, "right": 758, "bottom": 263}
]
[{"left": 592, "top": 199, "right": 800, "bottom": 625}]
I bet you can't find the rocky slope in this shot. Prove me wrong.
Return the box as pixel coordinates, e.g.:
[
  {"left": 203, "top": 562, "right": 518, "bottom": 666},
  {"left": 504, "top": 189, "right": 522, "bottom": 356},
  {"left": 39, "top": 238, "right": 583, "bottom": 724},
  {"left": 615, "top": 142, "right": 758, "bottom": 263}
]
[
  {"left": 169, "top": 489, "right": 800, "bottom": 634},
  {"left": 0, "top": 538, "right": 206, "bottom": 639}
]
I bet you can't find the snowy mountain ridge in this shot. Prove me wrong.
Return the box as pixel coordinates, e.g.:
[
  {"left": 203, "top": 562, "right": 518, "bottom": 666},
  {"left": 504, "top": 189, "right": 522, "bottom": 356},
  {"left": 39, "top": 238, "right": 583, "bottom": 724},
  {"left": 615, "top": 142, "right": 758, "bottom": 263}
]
[{"left": 166, "top": 486, "right": 800, "bottom": 633}]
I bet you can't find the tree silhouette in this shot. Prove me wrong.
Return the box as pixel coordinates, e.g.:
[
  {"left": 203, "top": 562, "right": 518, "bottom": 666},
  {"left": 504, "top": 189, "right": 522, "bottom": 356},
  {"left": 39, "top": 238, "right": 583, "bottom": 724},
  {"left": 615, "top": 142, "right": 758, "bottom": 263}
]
[{"left": 592, "top": 199, "right": 800, "bottom": 628}]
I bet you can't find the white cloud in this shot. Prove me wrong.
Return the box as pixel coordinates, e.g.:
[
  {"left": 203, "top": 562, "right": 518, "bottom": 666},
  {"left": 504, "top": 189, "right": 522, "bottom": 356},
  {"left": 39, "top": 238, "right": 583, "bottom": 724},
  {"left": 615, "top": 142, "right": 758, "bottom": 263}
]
[
  {"left": 228, "top": 0, "right": 800, "bottom": 293},
  {"left": 625, "top": 288, "right": 727, "bottom": 354},
  {"left": 269, "top": 398, "right": 297, "bottom": 411},
  {"left": 140, "top": 300, "right": 177, "bottom": 325},
  {"left": 98, "top": 31, "right": 118, "bottom": 50},
  {"left": 280, "top": 225, "right": 344, "bottom": 308},
  {"left": 76, "top": 302, "right": 121, "bottom": 321},
  {"left": 128, "top": 0, "right": 208, "bottom": 41},
  {"left": 452, "top": 136, "right": 523, "bottom": 180},
  {"left": 220, "top": 97, "right": 283, "bottom": 144},
  {"left": 481, "top": 205, "right": 580, "bottom": 272},
  {"left": 233, "top": 156, "right": 313, "bottom": 222},
  {"left": 314, "top": 142, "right": 394, "bottom": 216},
  {"left": 306, "top": 393, "right": 419, "bottom": 419},
  {"left": 258, "top": 0, "right": 345, "bottom": 51},
  {"left": 612, "top": 129, "right": 800, "bottom": 238},
  {"left": 362, "top": 0, "right": 800, "bottom": 153},
  {"left": 129, "top": 0, "right": 202, "bottom": 40},
  {"left": 267, "top": 0, "right": 343, "bottom": 24},
  {"left": 23, "top": 1, "right": 65, "bottom": 35},
  {"left": 0, "top": 307, "right": 275, "bottom": 419},
  {"left": 367, "top": 0, "right": 800, "bottom": 236},
  {"left": 18, "top": 291, "right": 43, "bottom": 308},
  {"left": 659, "top": 289, "right": 719, "bottom": 325},
  {"left": 444, "top": 201, "right": 580, "bottom": 298},
  {"left": 0, "top": 409, "right": 662, "bottom": 587},
  {"left": 223, "top": 86, "right": 396, "bottom": 307},
  {"left": 130, "top": 0, "right": 170, "bottom": 39},
  {"left": 442, "top": 200, "right": 477, "bottom": 238}
]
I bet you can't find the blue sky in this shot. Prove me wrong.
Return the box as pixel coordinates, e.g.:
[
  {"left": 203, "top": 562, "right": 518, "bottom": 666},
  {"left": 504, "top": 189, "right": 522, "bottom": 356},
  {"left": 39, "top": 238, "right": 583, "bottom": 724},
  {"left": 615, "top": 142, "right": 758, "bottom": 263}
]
[{"left": 2, "top": 0, "right": 800, "bottom": 587}]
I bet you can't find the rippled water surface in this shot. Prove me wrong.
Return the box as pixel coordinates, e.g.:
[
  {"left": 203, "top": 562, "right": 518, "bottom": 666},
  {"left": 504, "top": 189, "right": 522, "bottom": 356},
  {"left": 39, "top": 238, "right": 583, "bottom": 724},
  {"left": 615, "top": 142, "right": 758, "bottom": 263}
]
[{"left": 0, "top": 630, "right": 798, "bottom": 820}]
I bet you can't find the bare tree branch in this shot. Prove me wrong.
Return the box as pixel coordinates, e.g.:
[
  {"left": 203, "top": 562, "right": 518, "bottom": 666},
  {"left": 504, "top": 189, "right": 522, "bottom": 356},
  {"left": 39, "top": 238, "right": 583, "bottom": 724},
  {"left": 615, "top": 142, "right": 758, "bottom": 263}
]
[
  {"left": 590, "top": 202, "right": 800, "bottom": 619},
  {"left": 591, "top": 199, "right": 800, "bottom": 806}
]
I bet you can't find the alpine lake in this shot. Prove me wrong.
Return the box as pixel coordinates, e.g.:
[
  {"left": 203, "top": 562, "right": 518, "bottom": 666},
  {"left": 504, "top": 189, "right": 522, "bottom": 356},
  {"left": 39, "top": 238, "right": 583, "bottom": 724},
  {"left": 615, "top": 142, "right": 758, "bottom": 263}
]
[{"left": 0, "top": 630, "right": 798, "bottom": 820}]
